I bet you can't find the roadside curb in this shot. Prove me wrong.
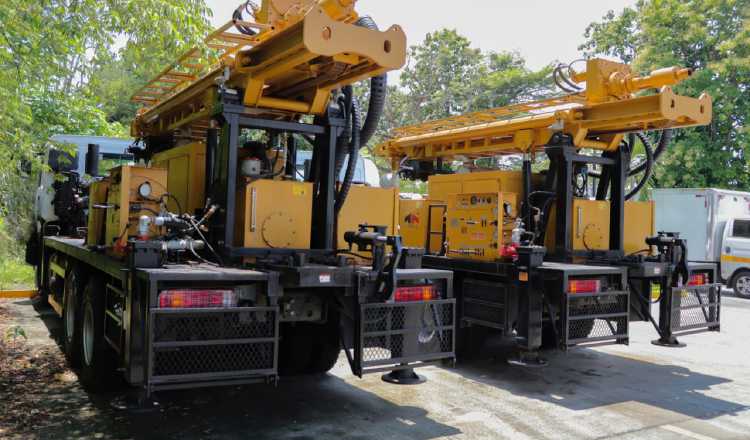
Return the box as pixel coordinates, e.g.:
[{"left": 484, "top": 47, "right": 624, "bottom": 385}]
[{"left": 0, "top": 290, "right": 36, "bottom": 299}]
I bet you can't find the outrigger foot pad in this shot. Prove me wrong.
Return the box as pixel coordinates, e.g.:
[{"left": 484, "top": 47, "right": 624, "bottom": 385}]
[
  {"left": 382, "top": 368, "right": 426, "bottom": 385},
  {"left": 651, "top": 337, "right": 686, "bottom": 348},
  {"left": 507, "top": 350, "right": 548, "bottom": 368}
]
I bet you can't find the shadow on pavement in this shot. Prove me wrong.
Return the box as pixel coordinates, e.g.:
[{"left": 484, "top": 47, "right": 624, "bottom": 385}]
[
  {"left": 448, "top": 334, "right": 746, "bottom": 421},
  {"left": 8, "top": 299, "right": 460, "bottom": 440}
]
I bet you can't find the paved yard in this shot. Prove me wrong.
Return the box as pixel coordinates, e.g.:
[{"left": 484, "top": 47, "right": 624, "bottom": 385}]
[{"left": 1, "top": 295, "right": 749, "bottom": 440}]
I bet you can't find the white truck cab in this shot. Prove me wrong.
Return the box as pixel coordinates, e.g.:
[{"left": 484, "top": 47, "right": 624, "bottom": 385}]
[{"left": 654, "top": 188, "right": 750, "bottom": 298}]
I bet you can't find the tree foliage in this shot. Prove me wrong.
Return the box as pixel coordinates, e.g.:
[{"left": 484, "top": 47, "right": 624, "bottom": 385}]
[
  {"left": 0, "top": 0, "right": 212, "bottom": 248},
  {"left": 361, "top": 29, "right": 553, "bottom": 186},
  {"left": 397, "top": 29, "right": 553, "bottom": 125},
  {"left": 581, "top": 0, "right": 750, "bottom": 189}
]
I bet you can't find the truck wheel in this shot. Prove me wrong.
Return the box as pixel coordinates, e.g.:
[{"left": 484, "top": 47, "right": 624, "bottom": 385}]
[
  {"left": 732, "top": 271, "right": 750, "bottom": 299},
  {"left": 541, "top": 322, "right": 559, "bottom": 350},
  {"left": 278, "top": 323, "right": 314, "bottom": 376},
  {"left": 456, "top": 325, "right": 490, "bottom": 360},
  {"left": 34, "top": 263, "right": 46, "bottom": 303},
  {"left": 62, "top": 267, "right": 84, "bottom": 367},
  {"left": 78, "top": 276, "right": 117, "bottom": 392},
  {"left": 308, "top": 312, "right": 341, "bottom": 374}
]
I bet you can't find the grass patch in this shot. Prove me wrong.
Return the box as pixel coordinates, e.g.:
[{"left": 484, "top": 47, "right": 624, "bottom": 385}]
[{"left": 0, "top": 259, "right": 34, "bottom": 290}]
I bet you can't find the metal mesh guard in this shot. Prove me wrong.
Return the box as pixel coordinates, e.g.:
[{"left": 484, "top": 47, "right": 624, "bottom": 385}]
[
  {"left": 360, "top": 300, "right": 455, "bottom": 368},
  {"left": 566, "top": 291, "right": 629, "bottom": 345},
  {"left": 150, "top": 307, "right": 277, "bottom": 381},
  {"left": 670, "top": 284, "right": 721, "bottom": 332}
]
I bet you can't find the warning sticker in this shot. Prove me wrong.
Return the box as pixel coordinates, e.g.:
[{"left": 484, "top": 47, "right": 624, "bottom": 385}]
[{"left": 293, "top": 183, "right": 307, "bottom": 196}]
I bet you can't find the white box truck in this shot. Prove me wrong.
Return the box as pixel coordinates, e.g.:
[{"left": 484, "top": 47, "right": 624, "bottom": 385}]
[{"left": 653, "top": 188, "right": 750, "bottom": 298}]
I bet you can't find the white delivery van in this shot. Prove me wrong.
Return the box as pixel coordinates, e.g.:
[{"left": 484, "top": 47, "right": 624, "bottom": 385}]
[{"left": 653, "top": 188, "right": 750, "bottom": 298}]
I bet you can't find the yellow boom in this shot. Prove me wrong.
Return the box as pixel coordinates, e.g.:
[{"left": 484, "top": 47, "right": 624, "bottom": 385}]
[
  {"left": 131, "top": 0, "right": 406, "bottom": 139},
  {"left": 375, "top": 59, "right": 712, "bottom": 169}
]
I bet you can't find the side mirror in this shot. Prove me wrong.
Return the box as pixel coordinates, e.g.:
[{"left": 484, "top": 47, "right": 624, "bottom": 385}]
[{"left": 85, "top": 144, "right": 100, "bottom": 177}]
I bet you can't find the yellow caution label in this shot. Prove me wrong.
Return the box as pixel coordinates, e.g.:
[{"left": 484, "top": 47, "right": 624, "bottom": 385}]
[
  {"left": 292, "top": 183, "right": 307, "bottom": 196},
  {"left": 650, "top": 283, "right": 661, "bottom": 300}
]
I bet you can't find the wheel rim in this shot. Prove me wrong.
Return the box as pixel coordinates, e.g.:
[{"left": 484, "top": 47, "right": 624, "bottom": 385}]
[
  {"left": 64, "top": 275, "right": 76, "bottom": 343},
  {"left": 83, "top": 302, "right": 95, "bottom": 366},
  {"left": 737, "top": 276, "right": 750, "bottom": 295}
]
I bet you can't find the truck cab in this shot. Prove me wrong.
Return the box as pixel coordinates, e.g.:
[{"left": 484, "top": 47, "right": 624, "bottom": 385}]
[
  {"left": 26, "top": 135, "right": 132, "bottom": 268},
  {"left": 721, "top": 217, "right": 750, "bottom": 297},
  {"left": 654, "top": 188, "right": 750, "bottom": 298}
]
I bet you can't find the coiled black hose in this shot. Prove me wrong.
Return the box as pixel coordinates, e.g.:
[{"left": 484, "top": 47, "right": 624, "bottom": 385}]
[
  {"left": 332, "top": 16, "right": 388, "bottom": 214},
  {"left": 355, "top": 16, "right": 388, "bottom": 148},
  {"left": 624, "top": 132, "right": 655, "bottom": 200},
  {"left": 233, "top": 1, "right": 258, "bottom": 35},
  {"left": 335, "top": 98, "right": 361, "bottom": 214},
  {"left": 589, "top": 129, "right": 672, "bottom": 200}
]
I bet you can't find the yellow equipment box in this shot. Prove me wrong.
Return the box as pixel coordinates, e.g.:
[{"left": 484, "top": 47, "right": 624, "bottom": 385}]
[
  {"left": 105, "top": 166, "right": 168, "bottom": 252},
  {"left": 544, "top": 200, "right": 655, "bottom": 255},
  {"left": 444, "top": 192, "right": 518, "bottom": 261},
  {"left": 428, "top": 170, "right": 534, "bottom": 203},
  {"left": 397, "top": 170, "right": 656, "bottom": 260},
  {"left": 86, "top": 179, "right": 110, "bottom": 247},
  {"left": 337, "top": 185, "right": 399, "bottom": 250},
  {"left": 236, "top": 179, "right": 313, "bottom": 249},
  {"left": 151, "top": 142, "right": 206, "bottom": 215}
]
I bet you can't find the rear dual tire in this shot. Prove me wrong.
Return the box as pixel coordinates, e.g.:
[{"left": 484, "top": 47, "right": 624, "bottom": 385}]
[
  {"left": 279, "top": 311, "right": 341, "bottom": 376},
  {"left": 62, "top": 268, "right": 84, "bottom": 367},
  {"left": 78, "top": 276, "right": 117, "bottom": 392}
]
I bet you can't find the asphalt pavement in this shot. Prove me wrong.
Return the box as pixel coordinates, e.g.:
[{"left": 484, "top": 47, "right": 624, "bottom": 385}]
[{"left": 1, "top": 293, "right": 749, "bottom": 439}]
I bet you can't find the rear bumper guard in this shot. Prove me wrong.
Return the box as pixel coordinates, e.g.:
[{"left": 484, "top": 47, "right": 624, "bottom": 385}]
[
  {"left": 352, "top": 299, "right": 456, "bottom": 376},
  {"left": 563, "top": 290, "right": 629, "bottom": 347},
  {"left": 669, "top": 283, "right": 721, "bottom": 333},
  {"left": 147, "top": 306, "right": 279, "bottom": 393}
]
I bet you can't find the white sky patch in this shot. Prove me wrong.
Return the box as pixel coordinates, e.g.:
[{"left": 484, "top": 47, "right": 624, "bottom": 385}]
[{"left": 208, "top": 0, "right": 638, "bottom": 84}]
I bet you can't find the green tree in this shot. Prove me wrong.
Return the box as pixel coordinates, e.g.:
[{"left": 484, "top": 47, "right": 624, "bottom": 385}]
[
  {"left": 472, "top": 51, "right": 554, "bottom": 110},
  {"left": 581, "top": 0, "right": 750, "bottom": 189},
  {"left": 0, "top": 0, "right": 213, "bottom": 256},
  {"left": 399, "top": 29, "right": 485, "bottom": 121}
]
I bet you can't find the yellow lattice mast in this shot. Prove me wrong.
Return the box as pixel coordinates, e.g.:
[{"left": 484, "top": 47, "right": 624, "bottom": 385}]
[
  {"left": 131, "top": 0, "right": 405, "bottom": 141},
  {"left": 376, "top": 59, "right": 711, "bottom": 170}
]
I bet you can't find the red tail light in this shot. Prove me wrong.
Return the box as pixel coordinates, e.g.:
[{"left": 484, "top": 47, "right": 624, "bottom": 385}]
[
  {"left": 568, "top": 279, "right": 602, "bottom": 294},
  {"left": 688, "top": 273, "right": 708, "bottom": 286},
  {"left": 394, "top": 285, "right": 437, "bottom": 302},
  {"left": 158, "top": 289, "right": 238, "bottom": 308}
]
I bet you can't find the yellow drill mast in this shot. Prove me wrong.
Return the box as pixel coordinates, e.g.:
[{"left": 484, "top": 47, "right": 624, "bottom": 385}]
[
  {"left": 376, "top": 59, "right": 711, "bottom": 169},
  {"left": 131, "top": 0, "right": 405, "bottom": 140}
]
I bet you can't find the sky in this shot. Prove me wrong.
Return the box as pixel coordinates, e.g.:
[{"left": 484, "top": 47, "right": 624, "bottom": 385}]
[{"left": 209, "top": 0, "right": 638, "bottom": 79}]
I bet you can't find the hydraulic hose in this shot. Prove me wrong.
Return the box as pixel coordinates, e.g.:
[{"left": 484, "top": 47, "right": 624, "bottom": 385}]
[
  {"left": 334, "top": 87, "right": 354, "bottom": 176},
  {"left": 624, "top": 132, "right": 655, "bottom": 200},
  {"left": 233, "top": 1, "right": 258, "bottom": 35},
  {"left": 335, "top": 98, "right": 361, "bottom": 214},
  {"left": 588, "top": 129, "right": 672, "bottom": 200},
  {"left": 332, "top": 16, "right": 388, "bottom": 214},
  {"left": 354, "top": 16, "right": 388, "bottom": 147}
]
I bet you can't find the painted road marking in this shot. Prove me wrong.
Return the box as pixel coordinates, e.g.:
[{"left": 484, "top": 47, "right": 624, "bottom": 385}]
[
  {"left": 661, "top": 424, "right": 717, "bottom": 440},
  {"left": 0, "top": 289, "right": 36, "bottom": 299}
]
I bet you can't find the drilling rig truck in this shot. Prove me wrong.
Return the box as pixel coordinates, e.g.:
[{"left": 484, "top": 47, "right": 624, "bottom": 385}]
[
  {"left": 378, "top": 59, "right": 721, "bottom": 363},
  {"left": 25, "top": 0, "right": 456, "bottom": 397}
]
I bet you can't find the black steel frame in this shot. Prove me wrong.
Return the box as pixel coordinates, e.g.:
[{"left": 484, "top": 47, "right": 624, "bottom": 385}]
[
  {"left": 207, "top": 101, "right": 345, "bottom": 260},
  {"left": 541, "top": 136, "right": 630, "bottom": 261}
]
